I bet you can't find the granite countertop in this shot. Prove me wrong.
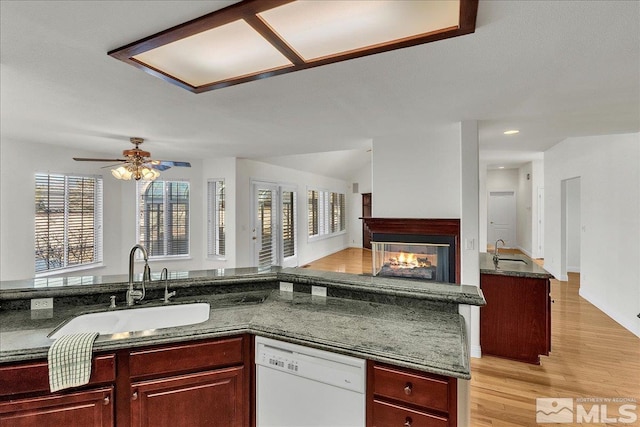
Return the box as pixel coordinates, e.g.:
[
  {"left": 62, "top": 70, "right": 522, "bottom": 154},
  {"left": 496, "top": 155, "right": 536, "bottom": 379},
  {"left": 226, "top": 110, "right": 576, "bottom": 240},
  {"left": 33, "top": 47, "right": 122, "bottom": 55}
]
[
  {"left": 479, "top": 252, "right": 553, "bottom": 279},
  {"left": 0, "top": 288, "right": 473, "bottom": 379}
]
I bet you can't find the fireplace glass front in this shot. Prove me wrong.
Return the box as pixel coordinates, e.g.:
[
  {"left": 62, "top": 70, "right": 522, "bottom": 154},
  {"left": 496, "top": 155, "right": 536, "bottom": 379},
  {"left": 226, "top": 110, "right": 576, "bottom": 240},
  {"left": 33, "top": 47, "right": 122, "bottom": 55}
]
[{"left": 372, "top": 241, "right": 450, "bottom": 282}]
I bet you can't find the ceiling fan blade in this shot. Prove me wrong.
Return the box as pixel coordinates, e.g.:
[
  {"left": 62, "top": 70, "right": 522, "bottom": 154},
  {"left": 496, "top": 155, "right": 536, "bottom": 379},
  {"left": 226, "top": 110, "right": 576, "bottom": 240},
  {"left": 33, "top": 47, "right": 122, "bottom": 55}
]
[
  {"left": 100, "top": 163, "right": 126, "bottom": 169},
  {"left": 73, "top": 157, "right": 126, "bottom": 162},
  {"left": 149, "top": 160, "right": 192, "bottom": 171}
]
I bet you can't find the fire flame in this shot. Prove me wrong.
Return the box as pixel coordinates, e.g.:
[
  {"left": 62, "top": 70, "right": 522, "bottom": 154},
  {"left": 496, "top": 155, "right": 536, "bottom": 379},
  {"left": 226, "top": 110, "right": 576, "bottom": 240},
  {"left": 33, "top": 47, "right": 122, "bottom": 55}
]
[{"left": 388, "top": 251, "right": 431, "bottom": 269}]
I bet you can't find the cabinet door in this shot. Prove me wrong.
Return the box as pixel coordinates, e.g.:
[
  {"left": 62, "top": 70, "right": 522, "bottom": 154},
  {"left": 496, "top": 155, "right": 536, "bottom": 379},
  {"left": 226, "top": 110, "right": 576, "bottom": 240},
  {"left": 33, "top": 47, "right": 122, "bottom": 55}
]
[
  {"left": 130, "top": 366, "right": 243, "bottom": 427},
  {"left": 0, "top": 387, "right": 113, "bottom": 427}
]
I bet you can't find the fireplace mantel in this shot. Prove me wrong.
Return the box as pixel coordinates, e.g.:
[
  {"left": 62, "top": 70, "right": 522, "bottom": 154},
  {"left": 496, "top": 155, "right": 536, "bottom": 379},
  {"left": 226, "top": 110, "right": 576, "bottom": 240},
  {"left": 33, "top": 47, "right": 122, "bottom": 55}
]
[{"left": 361, "top": 218, "right": 461, "bottom": 283}]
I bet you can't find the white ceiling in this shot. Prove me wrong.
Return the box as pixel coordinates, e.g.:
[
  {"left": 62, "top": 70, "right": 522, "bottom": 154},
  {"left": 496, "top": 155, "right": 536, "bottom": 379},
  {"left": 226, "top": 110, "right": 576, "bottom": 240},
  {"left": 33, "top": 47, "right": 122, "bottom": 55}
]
[{"left": 1, "top": 1, "right": 638, "bottom": 179}]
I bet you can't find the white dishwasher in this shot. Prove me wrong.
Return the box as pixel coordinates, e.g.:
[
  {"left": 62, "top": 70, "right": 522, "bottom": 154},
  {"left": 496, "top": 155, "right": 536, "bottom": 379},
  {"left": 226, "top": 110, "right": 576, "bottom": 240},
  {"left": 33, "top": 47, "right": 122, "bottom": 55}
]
[{"left": 255, "top": 336, "right": 366, "bottom": 427}]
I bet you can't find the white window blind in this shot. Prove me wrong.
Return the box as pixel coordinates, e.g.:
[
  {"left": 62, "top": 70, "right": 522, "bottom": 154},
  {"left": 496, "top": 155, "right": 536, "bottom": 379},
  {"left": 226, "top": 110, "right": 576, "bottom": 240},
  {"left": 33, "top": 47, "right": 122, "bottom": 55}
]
[
  {"left": 35, "top": 173, "right": 103, "bottom": 274},
  {"left": 137, "top": 180, "right": 190, "bottom": 257},
  {"left": 207, "top": 180, "right": 225, "bottom": 257},
  {"left": 308, "top": 189, "right": 346, "bottom": 238}
]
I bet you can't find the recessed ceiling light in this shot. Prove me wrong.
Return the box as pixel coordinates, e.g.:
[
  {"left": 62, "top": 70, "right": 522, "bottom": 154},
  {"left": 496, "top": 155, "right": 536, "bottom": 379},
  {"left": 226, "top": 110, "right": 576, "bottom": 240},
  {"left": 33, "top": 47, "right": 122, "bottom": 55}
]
[
  {"left": 498, "top": 166, "right": 505, "bottom": 169},
  {"left": 109, "top": 0, "right": 479, "bottom": 93},
  {"left": 503, "top": 130, "right": 520, "bottom": 135}
]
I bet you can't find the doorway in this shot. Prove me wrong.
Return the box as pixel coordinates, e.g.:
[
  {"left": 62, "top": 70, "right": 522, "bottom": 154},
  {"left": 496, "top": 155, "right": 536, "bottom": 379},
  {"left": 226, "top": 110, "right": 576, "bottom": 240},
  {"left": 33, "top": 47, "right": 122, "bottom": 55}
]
[
  {"left": 561, "top": 177, "right": 581, "bottom": 279},
  {"left": 252, "top": 182, "right": 298, "bottom": 268},
  {"left": 362, "top": 193, "right": 371, "bottom": 249},
  {"left": 487, "top": 191, "right": 516, "bottom": 248}
]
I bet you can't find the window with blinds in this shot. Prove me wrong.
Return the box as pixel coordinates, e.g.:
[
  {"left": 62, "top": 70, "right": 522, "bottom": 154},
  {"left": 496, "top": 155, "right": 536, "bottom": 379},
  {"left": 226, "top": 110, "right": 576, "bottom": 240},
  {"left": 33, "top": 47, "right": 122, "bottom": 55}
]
[
  {"left": 35, "top": 173, "right": 103, "bottom": 274},
  {"left": 207, "top": 180, "right": 225, "bottom": 258},
  {"left": 308, "top": 189, "right": 346, "bottom": 238},
  {"left": 282, "top": 190, "right": 296, "bottom": 258},
  {"left": 137, "top": 180, "right": 190, "bottom": 257}
]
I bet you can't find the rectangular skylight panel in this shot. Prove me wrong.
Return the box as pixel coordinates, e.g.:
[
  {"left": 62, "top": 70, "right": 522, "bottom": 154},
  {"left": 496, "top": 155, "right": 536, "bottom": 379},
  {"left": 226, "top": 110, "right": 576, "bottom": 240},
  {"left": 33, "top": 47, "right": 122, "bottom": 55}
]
[
  {"left": 133, "top": 19, "right": 293, "bottom": 87},
  {"left": 258, "top": 0, "right": 461, "bottom": 61}
]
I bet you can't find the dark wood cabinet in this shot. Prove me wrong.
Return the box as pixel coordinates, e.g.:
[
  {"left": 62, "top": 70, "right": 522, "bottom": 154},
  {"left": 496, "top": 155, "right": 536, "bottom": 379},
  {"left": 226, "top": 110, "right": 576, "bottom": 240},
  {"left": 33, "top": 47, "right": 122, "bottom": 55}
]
[
  {"left": 0, "top": 353, "right": 116, "bottom": 426},
  {"left": 367, "top": 362, "right": 457, "bottom": 427},
  {"left": 0, "top": 386, "right": 113, "bottom": 427},
  {"left": 480, "top": 274, "right": 551, "bottom": 364},
  {"left": 121, "top": 335, "right": 250, "bottom": 427},
  {"left": 0, "top": 335, "right": 250, "bottom": 427},
  {"left": 130, "top": 367, "right": 244, "bottom": 427}
]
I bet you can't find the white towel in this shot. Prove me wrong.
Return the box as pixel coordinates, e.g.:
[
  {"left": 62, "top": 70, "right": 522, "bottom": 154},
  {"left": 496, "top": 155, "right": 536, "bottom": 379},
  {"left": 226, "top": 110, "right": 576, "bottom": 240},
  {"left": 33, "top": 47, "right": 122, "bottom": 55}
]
[{"left": 48, "top": 332, "right": 99, "bottom": 392}]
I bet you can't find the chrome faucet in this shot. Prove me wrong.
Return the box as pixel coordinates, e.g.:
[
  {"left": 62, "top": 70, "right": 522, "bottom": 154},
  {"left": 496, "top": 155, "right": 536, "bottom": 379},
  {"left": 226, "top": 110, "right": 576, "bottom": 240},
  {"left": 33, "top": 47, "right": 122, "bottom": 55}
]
[
  {"left": 161, "top": 267, "right": 176, "bottom": 303},
  {"left": 127, "top": 244, "right": 150, "bottom": 306},
  {"left": 493, "top": 239, "right": 506, "bottom": 265}
]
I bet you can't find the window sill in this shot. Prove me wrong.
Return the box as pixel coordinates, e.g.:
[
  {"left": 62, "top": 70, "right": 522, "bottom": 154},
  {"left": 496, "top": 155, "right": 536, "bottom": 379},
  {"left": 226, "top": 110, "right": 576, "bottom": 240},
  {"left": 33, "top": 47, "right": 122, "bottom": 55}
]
[
  {"left": 308, "top": 230, "right": 347, "bottom": 243},
  {"left": 207, "top": 256, "right": 227, "bottom": 261},
  {"left": 145, "top": 256, "right": 192, "bottom": 263},
  {"left": 35, "top": 262, "right": 105, "bottom": 278}
]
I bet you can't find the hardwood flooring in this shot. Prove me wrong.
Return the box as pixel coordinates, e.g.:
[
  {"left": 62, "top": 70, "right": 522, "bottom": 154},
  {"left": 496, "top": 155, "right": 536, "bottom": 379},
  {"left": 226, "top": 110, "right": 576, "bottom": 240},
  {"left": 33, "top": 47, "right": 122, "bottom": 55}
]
[{"left": 305, "top": 248, "right": 640, "bottom": 426}]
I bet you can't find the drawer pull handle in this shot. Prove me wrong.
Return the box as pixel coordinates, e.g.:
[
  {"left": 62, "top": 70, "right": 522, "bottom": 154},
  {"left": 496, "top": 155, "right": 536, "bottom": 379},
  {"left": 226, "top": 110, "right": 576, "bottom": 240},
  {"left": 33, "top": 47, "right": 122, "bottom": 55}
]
[
  {"left": 404, "top": 383, "right": 413, "bottom": 395},
  {"left": 404, "top": 416, "right": 413, "bottom": 427},
  {"left": 132, "top": 391, "right": 138, "bottom": 401},
  {"left": 103, "top": 396, "right": 110, "bottom": 405}
]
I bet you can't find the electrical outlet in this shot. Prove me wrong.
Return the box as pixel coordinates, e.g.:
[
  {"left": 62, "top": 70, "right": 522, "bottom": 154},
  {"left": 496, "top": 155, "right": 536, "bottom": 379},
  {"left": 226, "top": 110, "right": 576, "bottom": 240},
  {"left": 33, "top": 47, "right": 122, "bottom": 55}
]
[
  {"left": 311, "top": 286, "right": 327, "bottom": 297},
  {"left": 31, "top": 298, "right": 53, "bottom": 310},
  {"left": 279, "top": 282, "right": 294, "bottom": 292}
]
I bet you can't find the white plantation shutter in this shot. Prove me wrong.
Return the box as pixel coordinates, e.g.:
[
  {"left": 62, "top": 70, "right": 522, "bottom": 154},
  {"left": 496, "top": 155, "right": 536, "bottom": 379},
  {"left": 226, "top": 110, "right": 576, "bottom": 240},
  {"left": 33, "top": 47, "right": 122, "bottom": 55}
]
[
  {"left": 207, "top": 180, "right": 225, "bottom": 257},
  {"left": 35, "top": 173, "right": 103, "bottom": 274},
  {"left": 282, "top": 190, "right": 296, "bottom": 258},
  {"left": 307, "top": 189, "right": 346, "bottom": 239},
  {"left": 137, "top": 180, "right": 190, "bottom": 257},
  {"left": 257, "top": 189, "right": 274, "bottom": 267}
]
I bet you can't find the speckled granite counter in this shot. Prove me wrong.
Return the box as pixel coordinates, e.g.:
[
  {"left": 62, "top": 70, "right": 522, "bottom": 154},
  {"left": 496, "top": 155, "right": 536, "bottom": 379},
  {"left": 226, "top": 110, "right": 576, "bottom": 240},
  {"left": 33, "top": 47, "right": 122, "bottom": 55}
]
[
  {"left": 0, "top": 269, "right": 485, "bottom": 379},
  {"left": 480, "top": 253, "right": 553, "bottom": 279}
]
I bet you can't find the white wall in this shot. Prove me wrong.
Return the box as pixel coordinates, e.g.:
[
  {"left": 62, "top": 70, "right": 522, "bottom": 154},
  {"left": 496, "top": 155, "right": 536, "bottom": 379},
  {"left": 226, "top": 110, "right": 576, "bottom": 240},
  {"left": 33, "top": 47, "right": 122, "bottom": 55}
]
[
  {"left": 347, "top": 163, "right": 372, "bottom": 248},
  {"left": 545, "top": 133, "right": 640, "bottom": 337},
  {"left": 372, "top": 125, "right": 462, "bottom": 217},
  {"left": 565, "top": 177, "right": 581, "bottom": 272},
  {"left": 347, "top": 160, "right": 372, "bottom": 248},
  {"left": 486, "top": 168, "right": 518, "bottom": 193},
  {"left": 234, "top": 159, "right": 350, "bottom": 268},
  {"left": 531, "top": 159, "right": 544, "bottom": 258},
  {"left": 516, "top": 163, "right": 533, "bottom": 255}
]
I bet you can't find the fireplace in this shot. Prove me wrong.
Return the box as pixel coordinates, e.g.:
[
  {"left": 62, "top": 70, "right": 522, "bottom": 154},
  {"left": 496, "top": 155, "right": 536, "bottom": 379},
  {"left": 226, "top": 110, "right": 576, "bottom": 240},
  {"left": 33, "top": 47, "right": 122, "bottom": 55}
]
[{"left": 361, "top": 218, "right": 460, "bottom": 284}]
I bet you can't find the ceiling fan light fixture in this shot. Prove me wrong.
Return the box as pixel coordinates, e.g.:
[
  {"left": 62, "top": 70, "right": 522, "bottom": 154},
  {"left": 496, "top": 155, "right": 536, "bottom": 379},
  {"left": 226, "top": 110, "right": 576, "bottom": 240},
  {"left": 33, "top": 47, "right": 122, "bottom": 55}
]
[
  {"left": 140, "top": 166, "right": 160, "bottom": 181},
  {"left": 112, "top": 165, "right": 133, "bottom": 180}
]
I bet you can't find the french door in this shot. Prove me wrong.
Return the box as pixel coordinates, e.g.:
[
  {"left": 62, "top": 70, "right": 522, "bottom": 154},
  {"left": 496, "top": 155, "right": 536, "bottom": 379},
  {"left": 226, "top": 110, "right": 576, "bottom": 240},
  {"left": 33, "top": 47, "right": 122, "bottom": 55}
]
[{"left": 252, "top": 182, "right": 297, "bottom": 268}]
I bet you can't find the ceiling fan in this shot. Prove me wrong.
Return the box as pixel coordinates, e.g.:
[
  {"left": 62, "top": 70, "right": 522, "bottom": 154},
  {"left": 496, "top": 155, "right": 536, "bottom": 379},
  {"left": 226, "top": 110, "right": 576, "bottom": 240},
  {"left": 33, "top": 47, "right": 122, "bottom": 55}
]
[{"left": 73, "top": 137, "right": 191, "bottom": 181}]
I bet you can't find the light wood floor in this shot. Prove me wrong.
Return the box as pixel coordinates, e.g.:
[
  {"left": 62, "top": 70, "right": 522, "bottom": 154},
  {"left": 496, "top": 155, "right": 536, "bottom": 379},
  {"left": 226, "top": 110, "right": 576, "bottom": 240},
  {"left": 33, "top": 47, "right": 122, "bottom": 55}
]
[{"left": 305, "top": 248, "right": 640, "bottom": 426}]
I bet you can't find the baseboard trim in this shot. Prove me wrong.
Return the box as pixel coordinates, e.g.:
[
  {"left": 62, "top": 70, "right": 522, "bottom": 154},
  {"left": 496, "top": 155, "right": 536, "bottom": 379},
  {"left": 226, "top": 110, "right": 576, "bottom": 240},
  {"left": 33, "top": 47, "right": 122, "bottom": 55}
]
[
  {"left": 567, "top": 266, "right": 581, "bottom": 273},
  {"left": 470, "top": 345, "right": 482, "bottom": 359},
  {"left": 579, "top": 287, "right": 640, "bottom": 338},
  {"left": 558, "top": 274, "right": 569, "bottom": 281}
]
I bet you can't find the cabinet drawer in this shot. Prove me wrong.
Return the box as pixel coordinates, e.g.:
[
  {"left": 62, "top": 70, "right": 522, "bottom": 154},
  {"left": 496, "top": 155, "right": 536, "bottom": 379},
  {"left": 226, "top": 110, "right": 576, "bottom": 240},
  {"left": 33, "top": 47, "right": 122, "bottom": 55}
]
[
  {"left": 372, "top": 399, "right": 449, "bottom": 427},
  {"left": 0, "top": 386, "right": 113, "bottom": 427},
  {"left": 0, "top": 354, "right": 116, "bottom": 398},
  {"left": 372, "top": 364, "right": 449, "bottom": 413},
  {"left": 129, "top": 336, "right": 244, "bottom": 379}
]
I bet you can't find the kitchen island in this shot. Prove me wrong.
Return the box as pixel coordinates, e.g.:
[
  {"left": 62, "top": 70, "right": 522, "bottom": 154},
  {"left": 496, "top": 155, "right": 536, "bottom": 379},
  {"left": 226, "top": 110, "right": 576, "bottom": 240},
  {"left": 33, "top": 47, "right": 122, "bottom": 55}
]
[
  {"left": 0, "top": 268, "right": 485, "bottom": 427},
  {"left": 480, "top": 253, "right": 554, "bottom": 364}
]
